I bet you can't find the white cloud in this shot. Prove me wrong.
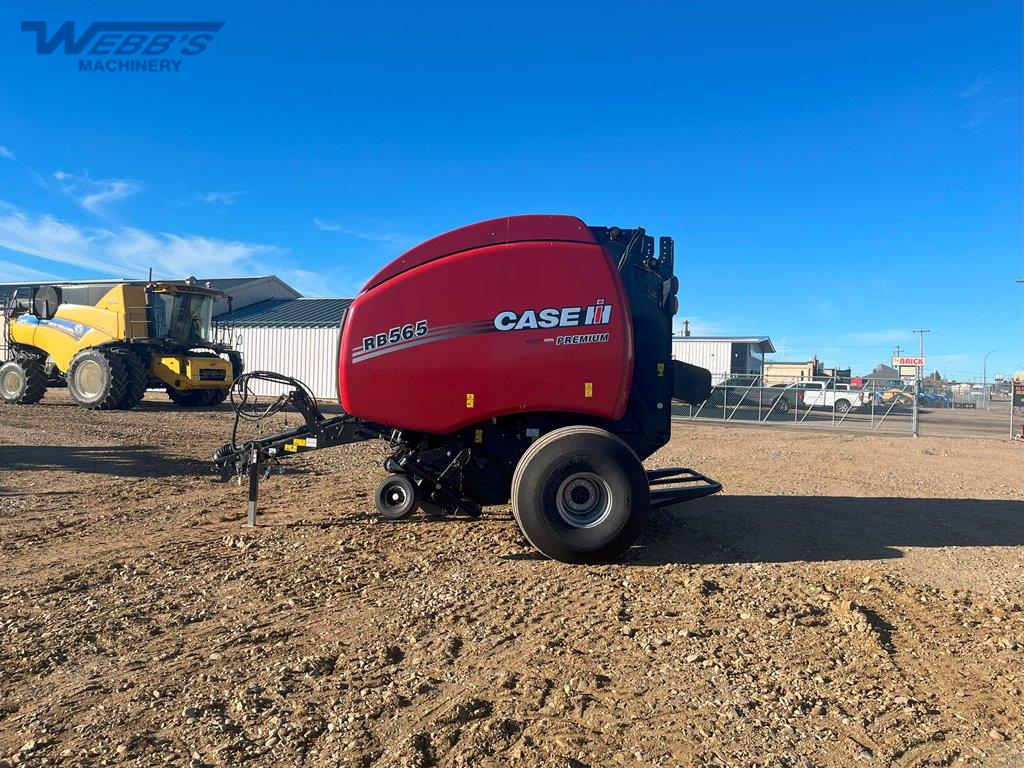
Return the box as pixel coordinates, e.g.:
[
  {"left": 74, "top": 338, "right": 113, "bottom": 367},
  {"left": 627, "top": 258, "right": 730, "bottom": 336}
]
[
  {"left": 313, "top": 217, "right": 417, "bottom": 250},
  {"left": 844, "top": 329, "right": 910, "bottom": 344},
  {"left": 53, "top": 170, "right": 143, "bottom": 213},
  {"left": 313, "top": 217, "right": 343, "bottom": 232},
  {"left": 0, "top": 146, "right": 14, "bottom": 160},
  {"left": 0, "top": 258, "right": 61, "bottom": 283},
  {"left": 178, "top": 188, "right": 246, "bottom": 206},
  {"left": 0, "top": 209, "right": 278, "bottom": 281},
  {"left": 959, "top": 76, "right": 992, "bottom": 99}
]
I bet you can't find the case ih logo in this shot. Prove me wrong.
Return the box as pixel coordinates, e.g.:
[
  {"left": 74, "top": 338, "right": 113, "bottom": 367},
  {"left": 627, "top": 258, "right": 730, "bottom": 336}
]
[
  {"left": 21, "top": 21, "right": 224, "bottom": 73},
  {"left": 493, "top": 301, "right": 612, "bottom": 332}
]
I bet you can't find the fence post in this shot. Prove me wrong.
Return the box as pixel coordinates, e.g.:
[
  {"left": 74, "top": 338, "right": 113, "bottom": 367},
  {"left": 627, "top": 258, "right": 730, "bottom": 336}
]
[{"left": 912, "top": 375, "right": 920, "bottom": 437}]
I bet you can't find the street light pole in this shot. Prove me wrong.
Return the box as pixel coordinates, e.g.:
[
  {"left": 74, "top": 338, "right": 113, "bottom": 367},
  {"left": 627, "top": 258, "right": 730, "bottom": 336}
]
[{"left": 983, "top": 349, "right": 996, "bottom": 410}]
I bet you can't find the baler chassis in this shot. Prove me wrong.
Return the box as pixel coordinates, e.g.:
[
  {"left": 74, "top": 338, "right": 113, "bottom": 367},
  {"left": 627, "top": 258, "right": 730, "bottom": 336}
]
[
  {"left": 214, "top": 371, "right": 721, "bottom": 541},
  {"left": 212, "top": 218, "right": 724, "bottom": 563}
]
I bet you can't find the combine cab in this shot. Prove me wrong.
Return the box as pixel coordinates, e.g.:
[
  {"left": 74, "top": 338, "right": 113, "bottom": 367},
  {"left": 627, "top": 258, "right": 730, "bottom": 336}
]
[
  {"left": 1, "top": 280, "right": 241, "bottom": 410},
  {"left": 214, "top": 215, "right": 720, "bottom": 563}
]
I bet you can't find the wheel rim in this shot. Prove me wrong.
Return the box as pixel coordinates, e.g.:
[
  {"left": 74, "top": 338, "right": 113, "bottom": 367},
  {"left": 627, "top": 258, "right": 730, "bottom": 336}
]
[
  {"left": 74, "top": 360, "right": 104, "bottom": 399},
  {"left": 555, "top": 472, "right": 613, "bottom": 528},
  {"left": 383, "top": 483, "right": 409, "bottom": 511},
  {"left": 2, "top": 369, "right": 22, "bottom": 397}
]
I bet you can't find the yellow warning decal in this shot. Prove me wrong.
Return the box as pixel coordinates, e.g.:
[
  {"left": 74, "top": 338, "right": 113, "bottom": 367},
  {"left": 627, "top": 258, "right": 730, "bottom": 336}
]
[
  {"left": 284, "top": 443, "right": 298, "bottom": 453},
  {"left": 293, "top": 438, "right": 307, "bottom": 447},
  {"left": 657, "top": 363, "right": 665, "bottom": 377},
  {"left": 474, "top": 429, "right": 483, "bottom": 444},
  {"left": 466, "top": 393, "right": 475, "bottom": 408},
  {"left": 584, "top": 382, "right": 593, "bottom": 398}
]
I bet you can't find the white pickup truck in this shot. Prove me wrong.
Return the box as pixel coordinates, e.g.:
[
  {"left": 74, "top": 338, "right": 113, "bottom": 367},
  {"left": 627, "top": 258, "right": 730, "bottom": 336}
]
[{"left": 787, "top": 381, "right": 869, "bottom": 413}]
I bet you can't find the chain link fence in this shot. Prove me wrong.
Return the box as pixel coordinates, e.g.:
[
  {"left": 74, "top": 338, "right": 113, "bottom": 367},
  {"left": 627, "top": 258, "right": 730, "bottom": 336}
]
[{"left": 672, "top": 374, "right": 1021, "bottom": 438}]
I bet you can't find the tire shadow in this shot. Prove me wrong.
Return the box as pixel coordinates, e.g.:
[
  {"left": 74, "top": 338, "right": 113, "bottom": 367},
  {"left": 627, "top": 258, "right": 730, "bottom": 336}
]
[{"left": 627, "top": 494, "right": 1024, "bottom": 565}]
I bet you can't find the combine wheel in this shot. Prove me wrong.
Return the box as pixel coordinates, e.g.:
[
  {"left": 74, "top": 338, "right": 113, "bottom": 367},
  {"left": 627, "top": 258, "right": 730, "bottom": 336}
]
[
  {"left": 375, "top": 474, "right": 419, "bottom": 520},
  {"left": 67, "top": 348, "right": 127, "bottom": 410},
  {"left": 0, "top": 357, "right": 47, "bottom": 404},
  {"left": 114, "top": 350, "right": 148, "bottom": 410},
  {"left": 511, "top": 426, "right": 650, "bottom": 563}
]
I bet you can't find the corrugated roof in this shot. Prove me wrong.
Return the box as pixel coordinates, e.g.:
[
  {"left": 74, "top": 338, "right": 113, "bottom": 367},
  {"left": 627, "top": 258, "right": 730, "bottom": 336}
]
[
  {"left": 673, "top": 335, "right": 776, "bottom": 354},
  {"left": 220, "top": 298, "right": 353, "bottom": 328}
]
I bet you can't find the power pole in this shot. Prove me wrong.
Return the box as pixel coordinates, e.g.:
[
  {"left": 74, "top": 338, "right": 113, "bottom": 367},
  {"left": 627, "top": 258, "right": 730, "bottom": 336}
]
[
  {"left": 912, "top": 329, "right": 930, "bottom": 359},
  {"left": 681, "top": 319, "right": 690, "bottom": 337},
  {"left": 910, "top": 330, "right": 930, "bottom": 438}
]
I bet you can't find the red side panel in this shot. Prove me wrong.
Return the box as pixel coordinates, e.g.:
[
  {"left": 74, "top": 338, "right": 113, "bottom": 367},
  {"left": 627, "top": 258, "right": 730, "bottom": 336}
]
[
  {"left": 339, "top": 239, "right": 633, "bottom": 434},
  {"left": 363, "top": 214, "right": 596, "bottom": 291}
]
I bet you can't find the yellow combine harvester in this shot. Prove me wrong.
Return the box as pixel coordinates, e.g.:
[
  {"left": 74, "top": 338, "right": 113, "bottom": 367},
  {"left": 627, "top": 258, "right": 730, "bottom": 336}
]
[{"left": 1, "top": 280, "right": 242, "bottom": 410}]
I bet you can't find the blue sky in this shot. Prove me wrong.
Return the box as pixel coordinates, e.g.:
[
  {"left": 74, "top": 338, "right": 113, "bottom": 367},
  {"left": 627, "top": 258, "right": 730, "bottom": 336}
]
[{"left": 1, "top": 2, "right": 1021, "bottom": 378}]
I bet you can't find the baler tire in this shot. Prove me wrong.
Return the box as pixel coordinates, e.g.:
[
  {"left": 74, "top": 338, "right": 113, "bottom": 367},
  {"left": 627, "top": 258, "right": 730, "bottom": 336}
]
[
  {"left": 511, "top": 426, "right": 650, "bottom": 564},
  {"left": 0, "top": 357, "right": 47, "bottom": 404},
  {"left": 114, "top": 350, "right": 148, "bottom": 410},
  {"left": 67, "top": 348, "right": 127, "bottom": 410},
  {"left": 375, "top": 475, "right": 419, "bottom": 520}
]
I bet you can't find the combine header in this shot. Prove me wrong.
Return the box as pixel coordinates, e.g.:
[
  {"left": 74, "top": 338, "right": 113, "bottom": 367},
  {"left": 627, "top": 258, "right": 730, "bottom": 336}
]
[{"left": 214, "top": 215, "right": 720, "bottom": 562}]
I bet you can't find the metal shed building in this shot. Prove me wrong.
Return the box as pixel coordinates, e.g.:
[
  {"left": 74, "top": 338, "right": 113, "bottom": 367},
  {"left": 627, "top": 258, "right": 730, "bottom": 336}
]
[
  {"left": 216, "top": 298, "right": 352, "bottom": 399},
  {"left": 671, "top": 335, "right": 776, "bottom": 384}
]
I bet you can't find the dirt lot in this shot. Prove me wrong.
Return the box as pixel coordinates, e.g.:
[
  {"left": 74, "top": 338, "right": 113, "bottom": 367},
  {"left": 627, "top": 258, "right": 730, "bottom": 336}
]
[{"left": 2, "top": 390, "right": 1023, "bottom": 767}]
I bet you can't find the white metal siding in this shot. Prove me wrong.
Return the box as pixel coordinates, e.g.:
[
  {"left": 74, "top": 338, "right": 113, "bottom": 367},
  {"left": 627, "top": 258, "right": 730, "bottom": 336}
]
[
  {"left": 233, "top": 325, "right": 339, "bottom": 399},
  {"left": 671, "top": 340, "right": 732, "bottom": 383}
]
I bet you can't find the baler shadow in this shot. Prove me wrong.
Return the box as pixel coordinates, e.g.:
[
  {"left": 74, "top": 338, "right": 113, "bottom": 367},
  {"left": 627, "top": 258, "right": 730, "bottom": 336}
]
[
  {"left": 627, "top": 494, "right": 1024, "bottom": 565},
  {"left": 0, "top": 445, "right": 200, "bottom": 478}
]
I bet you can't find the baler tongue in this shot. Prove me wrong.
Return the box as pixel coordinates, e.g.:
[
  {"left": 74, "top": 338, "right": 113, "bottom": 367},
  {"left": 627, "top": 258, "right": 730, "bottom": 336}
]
[{"left": 210, "top": 215, "right": 722, "bottom": 563}]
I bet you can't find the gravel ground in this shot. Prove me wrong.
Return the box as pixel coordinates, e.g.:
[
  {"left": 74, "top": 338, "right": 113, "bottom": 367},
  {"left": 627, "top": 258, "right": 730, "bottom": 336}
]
[{"left": 1, "top": 390, "right": 1023, "bottom": 767}]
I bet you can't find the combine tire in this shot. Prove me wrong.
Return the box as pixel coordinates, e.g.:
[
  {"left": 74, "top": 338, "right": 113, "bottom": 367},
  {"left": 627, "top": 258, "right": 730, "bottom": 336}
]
[
  {"left": 375, "top": 475, "right": 419, "bottom": 520},
  {"left": 67, "top": 348, "right": 126, "bottom": 410},
  {"left": 167, "top": 387, "right": 228, "bottom": 407},
  {"left": 114, "top": 350, "right": 148, "bottom": 410},
  {"left": 511, "top": 426, "right": 650, "bottom": 564},
  {"left": 202, "top": 388, "right": 229, "bottom": 406},
  {"left": 166, "top": 388, "right": 211, "bottom": 407},
  {"left": 0, "top": 357, "right": 46, "bottom": 404}
]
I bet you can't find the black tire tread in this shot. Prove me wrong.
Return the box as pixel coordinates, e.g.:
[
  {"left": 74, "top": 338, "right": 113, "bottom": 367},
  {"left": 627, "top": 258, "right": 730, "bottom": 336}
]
[
  {"left": 67, "top": 348, "right": 126, "bottom": 410},
  {"left": 511, "top": 425, "right": 649, "bottom": 563},
  {"left": 166, "top": 387, "right": 212, "bottom": 407},
  {"left": 114, "top": 350, "right": 148, "bottom": 410},
  {"left": 1, "top": 357, "right": 47, "bottom": 404}
]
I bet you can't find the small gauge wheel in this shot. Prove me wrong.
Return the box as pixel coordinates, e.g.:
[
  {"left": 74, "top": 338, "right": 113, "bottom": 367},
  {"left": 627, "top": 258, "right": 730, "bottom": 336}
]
[{"left": 375, "top": 474, "right": 419, "bottom": 520}]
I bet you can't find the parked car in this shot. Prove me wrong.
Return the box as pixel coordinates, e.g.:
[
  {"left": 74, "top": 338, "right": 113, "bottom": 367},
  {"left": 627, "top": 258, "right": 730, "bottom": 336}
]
[{"left": 703, "top": 376, "right": 793, "bottom": 414}]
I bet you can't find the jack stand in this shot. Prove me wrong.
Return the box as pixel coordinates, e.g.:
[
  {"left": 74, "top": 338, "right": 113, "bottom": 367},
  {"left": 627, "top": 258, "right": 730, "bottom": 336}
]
[{"left": 244, "top": 447, "right": 259, "bottom": 528}]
